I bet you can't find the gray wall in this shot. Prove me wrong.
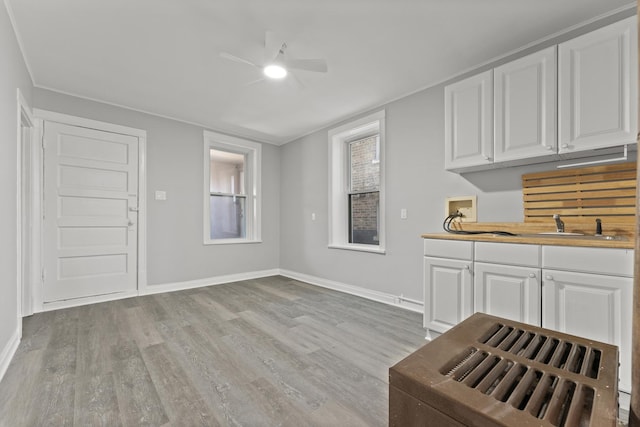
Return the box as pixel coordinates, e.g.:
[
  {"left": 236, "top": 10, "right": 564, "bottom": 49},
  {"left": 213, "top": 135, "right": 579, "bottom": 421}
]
[
  {"left": 279, "top": 9, "right": 637, "bottom": 303},
  {"left": 279, "top": 84, "right": 530, "bottom": 302},
  {"left": 0, "top": 4, "right": 33, "bottom": 359},
  {"left": 33, "top": 89, "right": 280, "bottom": 286}
]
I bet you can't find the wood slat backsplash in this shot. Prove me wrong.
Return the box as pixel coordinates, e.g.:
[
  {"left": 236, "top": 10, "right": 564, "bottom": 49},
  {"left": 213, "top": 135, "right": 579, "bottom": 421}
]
[{"left": 522, "top": 162, "right": 637, "bottom": 224}]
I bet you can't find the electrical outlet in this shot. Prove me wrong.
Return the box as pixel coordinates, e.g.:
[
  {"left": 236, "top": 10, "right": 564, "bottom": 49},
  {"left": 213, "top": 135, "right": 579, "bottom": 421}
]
[{"left": 445, "top": 196, "right": 477, "bottom": 222}]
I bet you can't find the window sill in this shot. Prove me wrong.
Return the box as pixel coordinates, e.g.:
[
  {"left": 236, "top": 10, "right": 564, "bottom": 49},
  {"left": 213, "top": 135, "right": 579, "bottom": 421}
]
[
  {"left": 328, "top": 244, "right": 386, "bottom": 254},
  {"left": 204, "top": 239, "right": 262, "bottom": 245}
]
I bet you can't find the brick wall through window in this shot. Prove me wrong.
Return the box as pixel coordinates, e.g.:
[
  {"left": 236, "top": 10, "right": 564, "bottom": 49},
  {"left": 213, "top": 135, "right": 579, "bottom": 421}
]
[{"left": 349, "top": 135, "right": 379, "bottom": 244}]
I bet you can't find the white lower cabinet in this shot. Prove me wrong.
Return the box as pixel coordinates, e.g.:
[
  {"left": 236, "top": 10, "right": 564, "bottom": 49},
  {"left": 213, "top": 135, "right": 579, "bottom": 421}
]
[
  {"left": 473, "top": 242, "right": 541, "bottom": 326},
  {"left": 423, "top": 257, "right": 473, "bottom": 339},
  {"left": 423, "top": 239, "right": 474, "bottom": 339},
  {"left": 423, "top": 239, "right": 634, "bottom": 395},
  {"left": 474, "top": 263, "right": 541, "bottom": 326},
  {"left": 542, "top": 269, "right": 633, "bottom": 393}
]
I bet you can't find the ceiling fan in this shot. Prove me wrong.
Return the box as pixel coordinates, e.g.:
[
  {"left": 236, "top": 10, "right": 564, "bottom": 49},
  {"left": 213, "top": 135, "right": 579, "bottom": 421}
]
[{"left": 220, "top": 31, "right": 328, "bottom": 83}]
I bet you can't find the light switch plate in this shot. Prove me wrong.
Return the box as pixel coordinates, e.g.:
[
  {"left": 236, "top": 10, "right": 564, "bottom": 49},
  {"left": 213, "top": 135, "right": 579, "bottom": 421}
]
[{"left": 155, "top": 190, "right": 167, "bottom": 201}]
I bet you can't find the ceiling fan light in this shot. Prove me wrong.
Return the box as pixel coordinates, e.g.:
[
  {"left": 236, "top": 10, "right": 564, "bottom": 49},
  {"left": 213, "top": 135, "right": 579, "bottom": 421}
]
[{"left": 263, "top": 64, "right": 287, "bottom": 79}]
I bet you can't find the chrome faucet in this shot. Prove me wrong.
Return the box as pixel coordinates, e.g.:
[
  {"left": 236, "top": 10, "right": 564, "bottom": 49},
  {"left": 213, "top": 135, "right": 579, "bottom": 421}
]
[{"left": 553, "top": 214, "right": 564, "bottom": 233}]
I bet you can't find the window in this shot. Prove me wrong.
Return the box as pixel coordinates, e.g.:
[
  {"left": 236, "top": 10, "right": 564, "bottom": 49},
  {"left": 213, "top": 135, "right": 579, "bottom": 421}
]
[
  {"left": 203, "top": 131, "right": 261, "bottom": 244},
  {"left": 329, "top": 111, "right": 385, "bottom": 253}
]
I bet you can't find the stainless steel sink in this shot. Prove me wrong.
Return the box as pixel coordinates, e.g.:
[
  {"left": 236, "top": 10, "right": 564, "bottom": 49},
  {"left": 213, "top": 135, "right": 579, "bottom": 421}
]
[
  {"left": 515, "top": 233, "right": 622, "bottom": 241},
  {"left": 536, "top": 232, "right": 584, "bottom": 236}
]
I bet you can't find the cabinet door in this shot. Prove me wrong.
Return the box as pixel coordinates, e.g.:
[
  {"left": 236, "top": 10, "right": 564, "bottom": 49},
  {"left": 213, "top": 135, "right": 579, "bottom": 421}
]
[
  {"left": 559, "top": 17, "right": 638, "bottom": 153},
  {"left": 494, "top": 47, "right": 557, "bottom": 162},
  {"left": 474, "top": 263, "right": 541, "bottom": 326},
  {"left": 423, "top": 257, "right": 473, "bottom": 335},
  {"left": 444, "top": 70, "right": 493, "bottom": 170},
  {"left": 542, "top": 270, "right": 632, "bottom": 392}
]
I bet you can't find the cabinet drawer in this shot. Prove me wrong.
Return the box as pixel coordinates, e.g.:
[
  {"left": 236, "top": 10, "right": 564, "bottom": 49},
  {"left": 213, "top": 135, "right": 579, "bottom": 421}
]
[
  {"left": 423, "top": 239, "right": 473, "bottom": 260},
  {"left": 475, "top": 242, "right": 540, "bottom": 267},
  {"left": 542, "top": 246, "right": 634, "bottom": 277}
]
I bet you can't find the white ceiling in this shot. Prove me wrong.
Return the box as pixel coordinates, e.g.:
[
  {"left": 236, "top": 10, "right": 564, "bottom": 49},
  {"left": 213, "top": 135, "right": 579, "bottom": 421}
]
[{"left": 5, "top": 0, "right": 636, "bottom": 145}]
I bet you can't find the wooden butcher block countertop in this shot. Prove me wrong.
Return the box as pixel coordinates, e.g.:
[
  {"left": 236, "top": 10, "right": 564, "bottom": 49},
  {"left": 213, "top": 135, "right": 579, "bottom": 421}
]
[{"left": 422, "top": 222, "right": 635, "bottom": 249}]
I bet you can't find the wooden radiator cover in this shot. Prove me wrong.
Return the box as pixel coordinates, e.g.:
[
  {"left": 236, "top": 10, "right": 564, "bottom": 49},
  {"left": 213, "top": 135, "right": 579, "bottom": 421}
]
[{"left": 522, "top": 162, "right": 637, "bottom": 226}]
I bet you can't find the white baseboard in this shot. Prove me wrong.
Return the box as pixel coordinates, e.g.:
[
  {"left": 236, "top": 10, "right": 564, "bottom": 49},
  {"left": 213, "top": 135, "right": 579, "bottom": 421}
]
[
  {"left": 36, "top": 269, "right": 280, "bottom": 312},
  {"left": 37, "top": 268, "right": 422, "bottom": 317},
  {"left": 620, "top": 391, "right": 630, "bottom": 415},
  {"left": 279, "top": 269, "right": 424, "bottom": 313},
  {"left": 140, "top": 269, "right": 281, "bottom": 296},
  {"left": 42, "top": 290, "right": 139, "bottom": 312},
  {"left": 0, "top": 327, "right": 21, "bottom": 384}
]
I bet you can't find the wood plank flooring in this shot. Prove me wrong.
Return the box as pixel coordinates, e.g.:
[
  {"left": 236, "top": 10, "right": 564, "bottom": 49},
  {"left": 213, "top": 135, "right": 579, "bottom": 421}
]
[{"left": 0, "top": 276, "right": 426, "bottom": 426}]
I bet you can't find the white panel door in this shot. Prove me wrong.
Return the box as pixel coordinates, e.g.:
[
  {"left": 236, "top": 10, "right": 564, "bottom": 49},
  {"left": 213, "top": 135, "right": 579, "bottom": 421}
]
[
  {"left": 444, "top": 70, "right": 494, "bottom": 170},
  {"left": 559, "top": 16, "right": 638, "bottom": 153},
  {"left": 474, "top": 263, "right": 541, "bottom": 326},
  {"left": 423, "top": 257, "right": 473, "bottom": 335},
  {"left": 542, "top": 269, "right": 632, "bottom": 392},
  {"left": 494, "top": 46, "right": 557, "bottom": 162},
  {"left": 43, "top": 122, "right": 139, "bottom": 302}
]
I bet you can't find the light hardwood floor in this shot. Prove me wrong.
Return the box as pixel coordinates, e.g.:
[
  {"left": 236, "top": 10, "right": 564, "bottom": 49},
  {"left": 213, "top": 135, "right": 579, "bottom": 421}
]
[{"left": 0, "top": 275, "right": 426, "bottom": 426}]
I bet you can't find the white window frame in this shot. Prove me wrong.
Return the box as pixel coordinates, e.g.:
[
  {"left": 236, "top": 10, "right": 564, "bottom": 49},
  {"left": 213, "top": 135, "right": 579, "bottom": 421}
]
[
  {"left": 203, "top": 130, "right": 262, "bottom": 245},
  {"left": 328, "top": 110, "right": 385, "bottom": 254}
]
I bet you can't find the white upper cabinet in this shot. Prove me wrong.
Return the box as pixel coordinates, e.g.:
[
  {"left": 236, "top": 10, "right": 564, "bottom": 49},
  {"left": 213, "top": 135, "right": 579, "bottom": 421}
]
[
  {"left": 559, "top": 16, "right": 638, "bottom": 153},
  {"left": 444, "top": 70, "right": 493, "bottom": 170},
  {"left": 494, "top": 46, "right": 557, "bottom": 162},
  {"left": 445, "top": 16, "right": 638, "bottom": 172}
]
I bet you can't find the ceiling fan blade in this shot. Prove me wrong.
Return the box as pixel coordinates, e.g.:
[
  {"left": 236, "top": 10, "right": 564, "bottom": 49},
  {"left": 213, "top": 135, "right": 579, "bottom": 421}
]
[
  {"left": 219, "top": 52, "right": 260, "bottom": 68},
  {"left": 284, "top": 58, "right": 328, "bottom": 73},
  {"left": 288, "top": 71, "right": 306, "bottom": 89},
  {"left": 243, "top": 77, "right": 266, "bottom": 87},
  {"left": 265, "top": 30, "right": 285, "bottom": 62}
]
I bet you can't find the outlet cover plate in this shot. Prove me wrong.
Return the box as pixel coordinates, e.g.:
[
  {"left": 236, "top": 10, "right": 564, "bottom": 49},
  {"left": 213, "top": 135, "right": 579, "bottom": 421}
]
[{"left": 445, "top": 195, "right": 477, "bottom": 223}]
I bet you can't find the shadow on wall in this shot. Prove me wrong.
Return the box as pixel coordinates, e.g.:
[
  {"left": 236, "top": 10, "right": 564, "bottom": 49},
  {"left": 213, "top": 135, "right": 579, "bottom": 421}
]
[
  {"left": 461, "top": 163, "right": 554, "bottom": 192},
  {"left": 460, "top": 153, "right": 638, "bottom": 192}
]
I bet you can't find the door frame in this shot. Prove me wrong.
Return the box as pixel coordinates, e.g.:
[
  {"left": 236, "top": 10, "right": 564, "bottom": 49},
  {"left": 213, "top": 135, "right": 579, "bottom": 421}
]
[
  {"left": 16, "top": 89, "right": 34, "bottom": 323},
  {"left": 30, "top": 109, "right": 148, "bottom": 312}
]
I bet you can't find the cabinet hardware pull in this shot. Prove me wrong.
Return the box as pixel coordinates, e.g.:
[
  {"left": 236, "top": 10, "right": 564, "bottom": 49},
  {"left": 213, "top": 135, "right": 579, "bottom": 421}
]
[{"left": 529, "top": 273, "right": 536, "bottom": 278}]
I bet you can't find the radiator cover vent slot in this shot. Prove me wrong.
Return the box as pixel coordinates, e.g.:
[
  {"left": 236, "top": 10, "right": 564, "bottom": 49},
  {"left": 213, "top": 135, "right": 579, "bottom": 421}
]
[{"left": 479, "top": 323, "right": 603, "bottom": 379}]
